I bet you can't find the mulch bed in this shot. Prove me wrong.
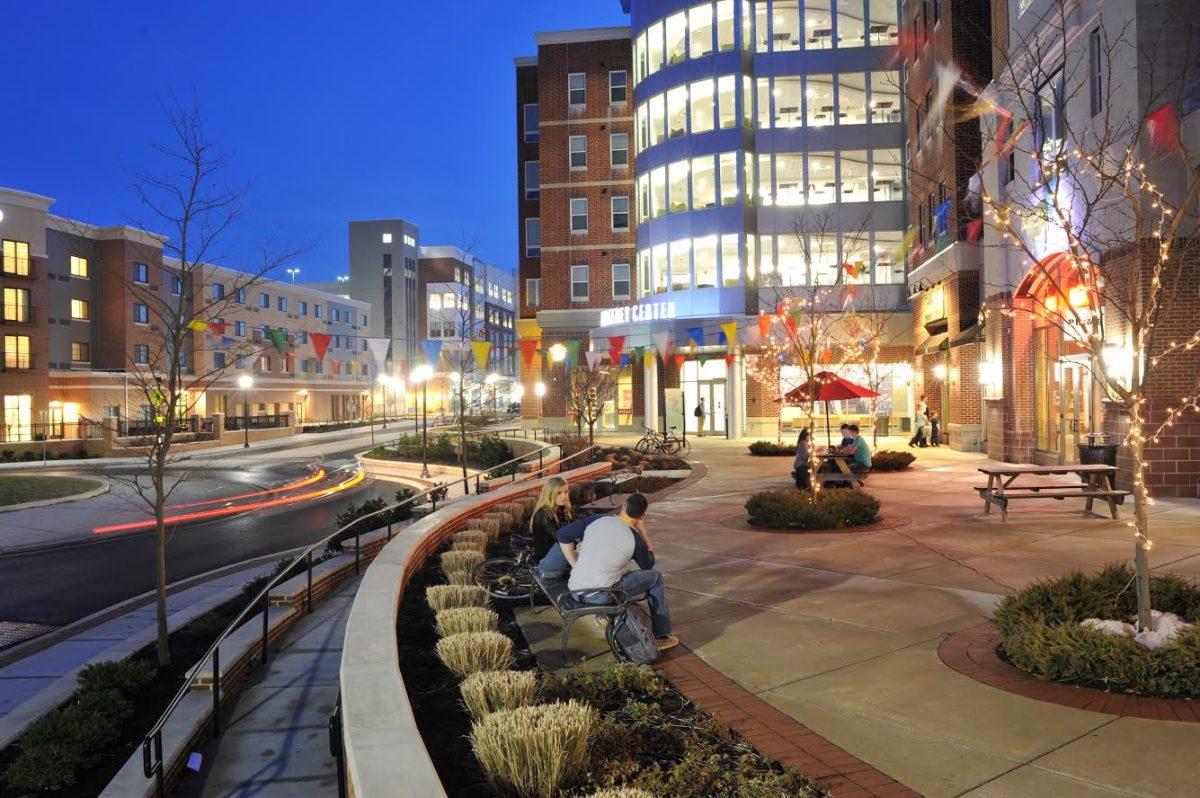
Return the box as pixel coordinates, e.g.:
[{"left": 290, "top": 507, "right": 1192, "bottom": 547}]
[{"left": 938, "top": 622, "right": 1200, "bottom": 722}]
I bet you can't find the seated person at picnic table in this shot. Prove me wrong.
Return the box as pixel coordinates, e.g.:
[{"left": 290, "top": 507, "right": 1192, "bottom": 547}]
[
  {"left": 838, "top": 423, "right": 854, "bottom": 447},
  {"left": 536, "top": 494, "right": 678, "bottom": 651},
  {"left": 792, "top": 428, "right": 812, "bottom": 489},
  {"left": 841, "top": 424, "right": 872, "bottom": 474}
]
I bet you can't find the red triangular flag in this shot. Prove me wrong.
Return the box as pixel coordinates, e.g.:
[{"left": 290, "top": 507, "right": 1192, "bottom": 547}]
[
  {"left": 966, "top": 218, "right": 983, "bottom": 243},
  {"left": 607, "top": 335, "right": 625, "bottom": 364},
  {"left": 519, "top": 339, "right": 538, "bottom": 369},
  {"left": 757, "top": 314, "right": 772, "bottom": 342},
  {"left": 785, "top": 315, "right": 798, "bottom": 336},
  {"left": 1145, "top": 103, "right": 1182, "bottom": 154},
  {"left": 208, "top": 321, "right": 229, "bottom": 338},
  {"left": 724, "top": 353, "right": 735, "bottom": 367},
  {"left": 673, "top": 353, "right": 687, "bottom": 371},
  {"left": 310, "top": 332, "right": 332, "bottom": 361}
]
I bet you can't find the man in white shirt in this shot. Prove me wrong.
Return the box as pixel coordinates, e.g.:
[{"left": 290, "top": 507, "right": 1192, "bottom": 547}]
[{"left": 558, "top": 493, "right": 677, "bottom": 651}]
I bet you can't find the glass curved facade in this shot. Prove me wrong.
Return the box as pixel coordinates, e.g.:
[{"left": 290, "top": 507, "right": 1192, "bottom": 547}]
[{"left": 628, "top": 0, "right": 907, "bottom": 312}]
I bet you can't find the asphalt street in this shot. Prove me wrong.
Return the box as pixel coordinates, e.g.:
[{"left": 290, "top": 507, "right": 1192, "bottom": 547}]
[{"left": 0, "top": 427, "right": 415, "bottom": 628}]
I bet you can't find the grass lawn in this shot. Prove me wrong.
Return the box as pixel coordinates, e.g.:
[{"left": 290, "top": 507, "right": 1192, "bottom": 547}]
[{"left": 0, "top": 475, "right": 103, "bottom": 507}]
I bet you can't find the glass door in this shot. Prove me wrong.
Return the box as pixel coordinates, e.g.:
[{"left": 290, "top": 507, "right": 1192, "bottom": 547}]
[
  {"left": 1059, "top": 358, "right": 1091, "bottom": 463},
  {"left": 709, "top": 382, "right": 727, "bottom": 434}
]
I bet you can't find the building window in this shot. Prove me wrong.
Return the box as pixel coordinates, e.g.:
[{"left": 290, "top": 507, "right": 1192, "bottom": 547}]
[
  {"left": 568, "top": 72, "right": 587, "bottom": 106},
  {"left": 258, "top": 292, "right": 270, "bottom": 309},
  {"left": 721, "top": 234, "right": 740, "bottom": 286},
  {"left": 525, "top": 279, "right": 540, "bottom": 306},
  {"left": 133, "top": 303, "right": 149, "bottom": 324},
  {"left": 132, "top": 262, "right": 149, "bottom": 284},
  {"left": 235, "top": 288, "right": 245, "bottom": 304},
  {"left": 68, "top": 255, "right": 88, "bottom": 278},
  {"left": 692, "top": 155, "right": 716, "bottom": 208},
  {"left": 314, "top": 304, "right": 323, "bottom": 319},
  {"left": 235, "top": 320, "right": 246, "bottom": 337},
  {"left": 71, "top": 298, "right": 89, "bottom": 321},
  {"left": 2, "top": 287, "right": 29, "bottom": 322},
  {"left": 525, "top": 218, "right": 541, "bottom": 257},
  {"left": 611, "top": 196, "right": 630, "bottom": 231},
  {"left": 1089, "top": 29, "right": 1103, "bottom": 116},
  {"left": 610, "top": 133, "right": 629, "bottom": 168},
  {"left": 71, "top": 341, "right": 89, "bottom": 363},
  {"left": 133, "top": 344, "right": 149, "bottom": 364},
  {"left": 331, "top": 307, "right": 341, "bottom": 322},
  {"left": 612, "top": 263, "right": 631, "bottom": 300},
  {"left": 171, "top": 276, "right": 183, "bottom": 294},
  {"left": 1036, "top": 68, "right": 1066, "bottom": 156},
  {"left": 382, "top": 232, "right": 393, "bottom": 244},
  {"left": 299, "top": 300, "right": 308, "bottom": 315},
  {"left": 259, "top": 355, "right": 271, "bottom": 372},
  {"left": 717, "top": 75, "right": 736, "bottom": 128},
  {"left": 523, "top": 103, "right": 540, "bottom": 142},
  {"left": 278, "top": 296, "right": 287, "bottom": 312},
  {"left": 213, "top": 351, "right": 226, "bottom": 369},
  {"left": 689, "top": 3, "right": 714, "bottom": 57},
  {"left": 691, "top": 79, "right": 715, "bottom": 133},
  {"left": 570, "top": 198, "right": 589, "bottom": 233},
  {"left": 609, "top": 70, "right": 628, "bottom": 103},
  {"left": 569, "top": 135, "right": 587, "bottom": 169},
  {"left": 4, "top": 335, "right": 31, "bottom": 370},
  {"left": 524, "top": 160, "right": 540, "bottom": 199},
  {"left": 212, "top": 283, "right": 225, "bottom": 300},
  {"left": 2, "top": 241, "right": 30, "bottom": 276},
  {"left": 3, "top": 394, "right": 32, "bottom": 441},
  {"left": 571, "top": 265, "right": 589, "bottom": 301}
]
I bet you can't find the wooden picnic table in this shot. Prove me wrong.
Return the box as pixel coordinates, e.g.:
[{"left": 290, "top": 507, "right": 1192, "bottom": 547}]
[
  {"left": 815, "top": 450, "right": 867, "bottom": 488},
  {"left": 975, "top": 463, "right": 1129, "bottom": 521}
]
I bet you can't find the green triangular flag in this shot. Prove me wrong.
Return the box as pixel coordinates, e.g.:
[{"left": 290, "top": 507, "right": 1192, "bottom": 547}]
[{"left": 266, "top": 328, "right": 288, "bottom": 355}]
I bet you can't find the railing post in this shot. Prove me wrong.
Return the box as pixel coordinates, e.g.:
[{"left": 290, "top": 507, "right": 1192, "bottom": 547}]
[
  {"left": 354, "top": 533, "right": 361, "bottom": 574},
  {"left": 261, "top": 598, "right": 269, "bottom": 665},
  {"left": 154, "top": 731, "right": 165, "bottom": 797},
  {"left": 306, "top": 551, "right": 313, "bottom": 613},
  {"left": 212, "top": 645, "right": 222, "bottom": 736},
  {"left": 387, "top": 522, "right": 392, "bottom": 541}
]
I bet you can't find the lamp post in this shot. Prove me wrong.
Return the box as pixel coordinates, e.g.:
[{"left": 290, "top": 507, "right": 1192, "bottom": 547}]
[
  {"left": 377, "top": 375, "right": 391, "bottom": 430},
  {"left": 286, "top": 267, "right": 301, "bottom": 283},
  {"left": 534, "top": 381, "right": 546, "bottom": 418},
  {"left": 238, "top": 375, "right": 253, "bottom": 448},
  {"left": 412, "top": 365, "right": 433, "bottom": 478}
]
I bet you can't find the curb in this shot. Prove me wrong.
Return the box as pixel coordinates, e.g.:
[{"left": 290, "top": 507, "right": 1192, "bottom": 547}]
[{"left": 0, "top": 477, "right": 111, "bottom": 514}]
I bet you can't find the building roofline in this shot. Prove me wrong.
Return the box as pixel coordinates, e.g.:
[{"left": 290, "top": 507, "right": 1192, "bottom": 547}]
[
  {"left": 46, "top": 215, "right": 168, "bottom": 247},
  {"left": 534, "top": 26, "right": 631, "bottom": 46},
  {"left": 163, "top": 256, "right": 370, "bottom": 307},
  {"left": 514, "top": 55, "right": 537, "bottom": 67},
  {"left": 0, "top": 186, "right": 54, "bottom": 211}
]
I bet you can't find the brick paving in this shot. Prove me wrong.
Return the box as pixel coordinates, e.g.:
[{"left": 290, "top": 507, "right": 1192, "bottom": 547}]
[
  {"left": 938, "top": 621, "right": 1200, "bottom": 723},
  {"left": 654, "top": 646, "right": 920, "bottom": 798}
]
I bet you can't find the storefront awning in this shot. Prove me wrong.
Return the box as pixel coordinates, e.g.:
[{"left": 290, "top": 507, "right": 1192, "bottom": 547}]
[
  {"left": 950, "top": 323, "right": 983, "bottom": 348},
  {"left": 916, "top": 333, "right": 948, "bottom": 355}
]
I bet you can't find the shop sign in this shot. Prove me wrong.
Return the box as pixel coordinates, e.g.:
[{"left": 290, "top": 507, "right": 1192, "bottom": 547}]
[{"left": 600, "top": 301, "right": 677, "bottom": 328}]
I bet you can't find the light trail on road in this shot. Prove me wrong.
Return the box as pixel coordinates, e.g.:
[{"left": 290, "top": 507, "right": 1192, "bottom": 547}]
[
  {"left": 165, "top": 469, "right": 326, "bottom": 510},
  {"left": 91, "top": 468, "right": 364, "bottom": 535}
]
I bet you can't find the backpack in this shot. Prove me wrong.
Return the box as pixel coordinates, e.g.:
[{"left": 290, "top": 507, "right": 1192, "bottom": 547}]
[
  {"left": 607, "top": 605, "right": 658, "bottom": 665},
  {"left": 694, "top": 404, "right": 704, "bottom": 417}
]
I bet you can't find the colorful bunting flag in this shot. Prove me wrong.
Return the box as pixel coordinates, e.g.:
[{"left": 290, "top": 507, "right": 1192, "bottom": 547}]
[
  {"left": 720, "top": 322, "right": 738, "bottom": 351},
  {"left": 421, "top": 339, "right": 442, "bottom": 368},
  {"left": 266, "top": 328, "right": 288, "bottom": 355},
  {"left": 685, "top": 327, "right": 704, "bottom": 348},
  {"left": 607, "top": 335, "right": 625, "bottom": 364},
  {"left": 724, "top": 353, "right": 736, "bottom": 367},
  {"left": 518, "top": 339, "right": 539, "bottom": 369},
  {"left": 757, "top": 314, "right": 772, "bottom": 342},
  {"left": 785, "top": 315, "right": 798, "bottom": 336},
  {"left": 651, "top": 331, "right": 672, "bottom": 363},
  {"left": 187, "top": 320, "right": 208, "bottom": 333},
  {"left": 366, "top": 338, "right": 391, "bottom": 369},
  {"left": 673, "top": 353, "right": 687, "bottom": 371},
  {"left": 310, "top": 332, "right": 333, "bottom": 361},
  {"left": 471, "top": 340, "right": 492, "bottom": 371},
  {"left": 619, "top": 353, "right": 631, "bottom": 368},
  {"left": 208, "top": 321, "right": 229, "bottom": 338},
  {"left": 1145, "top": 103, "right": 1182, "bottom": 154},
  {"left": 585, "top": 350, "right": 603, "bottom": 369},
  {"left": 563, "top": 340, "right": 580, "bottom": 368}
]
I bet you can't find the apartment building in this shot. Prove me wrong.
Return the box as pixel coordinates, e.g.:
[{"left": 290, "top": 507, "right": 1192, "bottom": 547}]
[
  {"left": 0, "top": 186, "right": 373, "bottom": 442},
  {"left": 349, "top": 219, "right": 421, "bottom": 374},
  {"left": 419, "top": 246, "right": 516, "bottom": 376}
]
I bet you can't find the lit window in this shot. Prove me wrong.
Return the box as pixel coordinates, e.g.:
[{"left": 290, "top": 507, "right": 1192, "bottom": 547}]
[
  {"left": 692, "top": 155, "right": 717, "bottom": 208},
  {"left": 3, "top": 394, "right": 32, "bottom": 441},
  {"left": 71, "top": 341, "right": 89, "bottom": 363},
  {"left": 638, "top": 249, "right": 651, "bottom": 298},
  {"left": 776, "top": 153, "right": 805, "bottom": 206},
  {"left": 873, "top": 231, "right": 903, "bottom": 283},
  {"left": 838, "top": 1, "right": 865, "bottom": 47},
  {"left": 690, "top": 79, "right": 715, "bottom": 133},
  {"left": 609, "top": 70, "right": 628, "bottom": 103},
  {"left": 757, "top": 153, "right": 773, "bottom": 204},
  {"left": 716, "top": 0, "right": 735, "bottom": 51},
  {"left": 690, "top": 4, "right": 713, "bottom": 57},
  {"left": 526, "top": 278, "right": 540, "bottom": 307},
  {"left": 719, "top": 152, "right": 739, "bottom": 205},
  {"left": 647, "top": 20, "right": 664, "bottom": 75},
  {"left": 775, "top": 1, "right": 801, "bottom": 51},
  {"left": 694, "top": 236, "right": 718, "bottom": 288},
  {"left": 571, "top": 265, "right": 589, "bottom": 301},
  {"left": 806, "top": 74, "right": 835, "bottom": 127},
  {"left": 524, "top": 161, "right": 540, "bottom": 199},
  {"left": 840, "top": 150, "right": 869, "bottom": 202},
  {"left": 70, "top": 255, "right": 88, "bottom": 278},
  {"left": 756, "top": 77, "right": 772, "bottom": 128},
  {"left": 721, "top": 234, "right": 741, "bottom": 286},
  {"left": 807, "top": 151, "right": 836, "bottom": 205},
  {"left": 652, "top": 244, "right": 669, "bottom": 294},
  {"left": 868, "top": 0, "right": 899, "bottom": 45},
  {"left": 71, "top": 298, "right": 89, "bottom": 320},
  {"left": 666, "top": 11, "right": 687, "bottom": 65},
  {"left": 428, "top": 293, "right": 441, "bottom": 310},
  {"left": 610, "top": 133, "right": 629, "bottom": 167},
  {"left": 650, "top": 166, "right": 667, "bottom": 218},
  {"left": 840, "top": 73, "right": 868, "bottom": 124},
  {"left": 667, "top": 85, "right": 688, "bottom": 138},
  {"left": 778, "top": 235, "right": 806, "bottom": 285},
  {"left": 717, "top": 75, "right": 736, "bottom": 128},
  {"left": 611, "top": 196, "right": 631, "bottom": 231},
  {"left": 570, "top": 198, "right": 589, "bottom": 233},
  {"left": 612, "top": 263, "right": 631, "bottom": 300},
  {"left": 869, "top": 72, "right": 901, "bottom": 123},
  {"left": 569, "top": 135, "right": 587, "bottom": 169},
  {"left": 805, "top": 0, "right": 833, "bottom": 50},
  {"left": 523, "top": 104, "right": 540, "bottom": 143},
  {"left": 568, "top": 72, "right": 587, "bottom": 106},
  {"left": 669, "top": 239, "right": 691, "bottom": 291},
  {"left": 754, "top": 1, "right": 770, "bottom": 52},
  {"left": 3, "top": 335, "right": 30, "bottom": 370},
  {"left": 774, "top": 76, "right": 802, "bottom": 128},
  {"left": 668, "top": 160, "right": 690, "bottom": 212},
  {"left": 525, "top": 219, "right": 541, "bottom": 257},
  {"left": 649, "top": 93, "right": 666, "bottom": 146},
  {"left": 2, "top": 240, "right": 30, "bottom": 276},
  {"left": 382, "top": 232, "right": 393, "bottom": 244}
]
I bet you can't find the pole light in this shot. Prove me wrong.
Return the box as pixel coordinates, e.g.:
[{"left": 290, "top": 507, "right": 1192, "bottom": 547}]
[
  {"left": 412, "top": 365, "right": 434, "bottom": 478},
  {"left": 237, "top": 375, "right": 254, "bottom": 448},
  {"left": 286, "top": 267, "right": 301, "bottom": 283}
]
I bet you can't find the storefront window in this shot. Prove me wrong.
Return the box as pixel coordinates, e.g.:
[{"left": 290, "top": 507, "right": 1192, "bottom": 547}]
[
  {"left": 692, "top": 155, "right": 717, "bottom": 208},
  {"left": 807, "top": 151, "right": 836, "bottom": 204},
  {"left": 775, "top": 1, "right": 801, "bottom": 50},
  {"left": 690, "top": 3, "right": 714, "bottom": 57},
  {"left": 806, "top": 74, "right": 835, "bottom": 126},
  {"left": 669, "top": 239, "right": 692, "bottom": 291},
  {"left": 652, "top": 244, "right": 669, "bottom": 293},
  {"left": 839, "top": 72, "right": 868, "bottom": 124},
  {"left": 667, "top": 86, "right": 688, "bottom": 138},
  {"left": 718, "top": 75, "right": 737, "bottom": 128},
  {"left": 776, "top": 153, "right": 805, "bottom": 206},
  {"left": 872, "top": 148, "right": 903, "bottom": 201},
  {"left": 774, "top": 76, "right": 803, "bottom": 128},
  {"left": 840, "top": 150, "right": 869, "bottom": 202},
  {"left": 691, "top": 79, "right": 715, "bottom": 132},
  {"left": 805, "top": 0, "right": 833, "bottom": 49},
  {"left": 810, "top": 234, "right": 839, "bottom": 283},
  {"left": 719, "top": 152, "right": 739, "bottom": 204},
  {"left": 695, "top": 236, "right": 719, "bottom": 288},
  {"left": 869, "top": 71, "right": 902, "bottom": 123},
  {"left": 838, "top": 0, "right": 865, "bottom": 47},
  {"left": 668, "top": 160, "right": 690, "bottom": 212},
  {"left": 721, "top": 234, "right": 741, "bottom": 286},
  {"left": 650, "top": 166, "right": 667, "bottom": 217}
]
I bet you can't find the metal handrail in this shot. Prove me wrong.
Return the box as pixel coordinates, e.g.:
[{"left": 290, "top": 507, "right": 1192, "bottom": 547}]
[
  {"left": 473, "top": 442, "right": 557, "bottom": 493},
  {"left": 139, "top": 469, "right": 471, "bottom": 796},
  {"left": 524, "top": 445, "right": 599, "bottom": 480}
]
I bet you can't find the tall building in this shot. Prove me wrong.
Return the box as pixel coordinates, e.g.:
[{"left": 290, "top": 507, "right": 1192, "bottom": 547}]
[
  {"left": 348, "top": 219, "right": 422, "bottom": 374},
  {"left": 0, "top": 186, "right": 374, "bottom": 443},
  {"left": 517, "top": 2, "right": 913, "bottom": 437},
  {"left": 419, "top": 245, "right": 517, "bottom": 379}
]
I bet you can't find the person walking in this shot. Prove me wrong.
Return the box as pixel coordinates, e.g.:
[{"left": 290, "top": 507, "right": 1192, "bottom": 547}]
[
  {"left": 694, "top": 397, "right": 707, "bottom": 437},
  {"left": 792, "top": 428, "right": 812, "bottom": 490},
  {"left": 929, "top": 410, "right": 942, "bottom": 446},
  {"left": 909, "top": 407, "right": 928, "bottom": 448}
]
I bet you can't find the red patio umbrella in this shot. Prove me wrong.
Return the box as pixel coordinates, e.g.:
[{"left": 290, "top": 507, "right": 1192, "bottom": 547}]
[{"left": 782, "top": 371, "right": 878, "bottom": 447}]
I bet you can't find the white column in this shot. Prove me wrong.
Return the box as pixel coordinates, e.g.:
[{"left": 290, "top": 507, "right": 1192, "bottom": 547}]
[
  {"left": 728, "top": 353, "right": 745, "bottom": 440},
  {"left": 643, "top": 355, "right": 659, "bottom": 433}
]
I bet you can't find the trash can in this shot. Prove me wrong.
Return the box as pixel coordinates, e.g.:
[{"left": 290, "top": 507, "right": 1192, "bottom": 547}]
[
  {"left": 875, "top": 416, "right": 890, "bottom": 436},
  {"left": 1078, "top": 437, "right": 1123, "bottom": 504}
]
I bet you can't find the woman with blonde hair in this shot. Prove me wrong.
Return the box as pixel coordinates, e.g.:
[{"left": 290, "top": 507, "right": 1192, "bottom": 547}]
[{"left": 529, "top": 476, "right": 572, "bottom": 563}]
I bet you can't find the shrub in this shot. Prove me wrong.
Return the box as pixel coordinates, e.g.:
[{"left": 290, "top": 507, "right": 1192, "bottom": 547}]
[
  {"left": 436, "top": 631, "right": 514, "bottom": 677},
  {"left": 994, "top": 564, "right": 1200, "bottom": 697},
  {"left": 748, "top": 440, "right": 797, "bottom": 456},
  {"left": 460, "top": 670, "right": 538, "bottom": 719},
  {"left": 588, "top": 790, "right": 656, "bottom": 798},
  {"left": 328, "top": 489, "right": 414, "bottom": 552},
  {"left": 77, "top": 658, "right": 155, "bottom": 695},
  {"left": 444, "top": 567, "right": 477, "bottom": 586},
  {"left": 745, "top": 488, "right": 880, "bottom": 529},
  {"left": 872, "top": 450, "right": 916, "bottom": 471},
  {"left": 451, "top": 531, "right": 489, "bottom": 555},
  {"left": 436, "top": 607, "right": 499, "bottom": 637},
  {"left": 426, "top": 584, "right": 488, "bottom": 612},
  {"left": 441, "top": 549, "right": 484, "bottom": 575},
  {"left": 471, "top": 701, "right": 596, "bottom": 797},
  {"left": 467, "top": 516, "right": 502, "bottom": 542}
]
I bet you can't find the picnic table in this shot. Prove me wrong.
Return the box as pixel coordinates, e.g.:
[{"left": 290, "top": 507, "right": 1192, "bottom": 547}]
[
  {"left": 815, "top": 450, "right": 867, "bottom": 489},
  {"left": 975, "top": 464, "right": 1130, "bottom": 521}
]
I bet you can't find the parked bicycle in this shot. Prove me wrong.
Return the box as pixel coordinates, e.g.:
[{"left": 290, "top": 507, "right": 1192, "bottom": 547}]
[
  {"left": 472, "top": 534, "right": 538, "bottom": 601},
  {"left": 633, "top": 425, "right": 691, "bottom": 457}
]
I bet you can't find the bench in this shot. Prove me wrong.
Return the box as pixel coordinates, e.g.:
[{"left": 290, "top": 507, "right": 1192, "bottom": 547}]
[
  {"left": 976, "top": 464, "right": 1130, "bottom": 521},
  {"left": 974, "top": 484, "right": 1130, "bottom": 521},
  {"left": 816, "top": 470, "right": 869, "bottom": 488},
  {"left": 531, "top": 568, "right": 628, "bottom": 663}
]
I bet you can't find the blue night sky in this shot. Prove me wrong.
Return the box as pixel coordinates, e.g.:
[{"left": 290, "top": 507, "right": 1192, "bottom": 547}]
[{"left": 1, "top": 1, "right": 627, "bottom": 280}]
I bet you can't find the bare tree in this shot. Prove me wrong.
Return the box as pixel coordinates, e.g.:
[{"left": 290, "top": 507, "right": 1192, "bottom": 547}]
[
  {"left": 564, "top": 360, "right": 621, "bottom": 444},
  {"left": 102, "top": 100, "right": 302, "bottom": 665},
  {"left": 972, "top": 4, "right": 1200, "bottom": 629},
  {"left": 840, "top": 284, "right": 909, "bottom": 446}
]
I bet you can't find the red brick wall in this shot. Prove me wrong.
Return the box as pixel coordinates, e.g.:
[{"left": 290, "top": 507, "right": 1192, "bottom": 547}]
[
  {"left": 516, "top": 63, "right": 541, "bottom": 319},
  {"left": 0, "top": 249, "right": 50, "bottom": 417}
]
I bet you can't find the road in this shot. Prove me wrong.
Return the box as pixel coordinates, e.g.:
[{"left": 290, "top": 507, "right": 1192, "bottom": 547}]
[{"left": 0, "top": 427, "right": 417, "bottom": 628}]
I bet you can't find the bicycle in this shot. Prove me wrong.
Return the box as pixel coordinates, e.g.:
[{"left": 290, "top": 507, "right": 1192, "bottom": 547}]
[
  {"left": 472, "top": 534, "right": 538, "bottom": 601},
  {"left": 634, "top": 425, "right": 690, "bottom": 457}
]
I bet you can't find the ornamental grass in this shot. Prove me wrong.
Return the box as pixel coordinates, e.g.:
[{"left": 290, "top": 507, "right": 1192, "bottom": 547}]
[
  {"left": 586, "top": 790, "right": 656, "bottom": 798},
  {"left": 471, "top": 701, "right": 595, "bottom": 798},
  {"left": 495, "top": 502, "right": 525, "bottom": 528},
  {"left": 441, "top": 549, "right": 484, "bottom": 575},
  {"left": 451, "top": 530, "right": 489, "bottom": 554},
  {"left": 425, "top": 584, "right": 488, "bottom": 613},
  {"left": 436, "top": 607, "right": 499, "bottom": 637},
  {"left": 435, "top": 631, "right": 514, "bottom": 678},
  {"left": 460, "top": 670, "right": 538, "bottom": 719},
  {"left": 467, "top": 516, "right": 502, "bottom": 542},
  {"left": 444, "top": 567, "right": 476, "bottom": 586}
]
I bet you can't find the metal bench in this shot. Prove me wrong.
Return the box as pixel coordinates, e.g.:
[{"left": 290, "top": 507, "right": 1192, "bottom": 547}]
[{"left": 531, "top": 568, "right": 628, "bottom": 663}]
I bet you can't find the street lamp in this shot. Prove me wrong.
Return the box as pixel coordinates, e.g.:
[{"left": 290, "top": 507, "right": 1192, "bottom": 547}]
[
  {"left": 411, "top": 365, "right": 434, "bottom": 478},
  {"left": 286, "top": 267, "right": 301, "bottom": 283},
  {"left": 237, "top": 375, "right": 253, "bottom": 448},
  {"left": 548, "top": 343, "right": 567, "bottom": 363},
  {"left": 377, "top": 374, "right": 392, "bottom": 430}
]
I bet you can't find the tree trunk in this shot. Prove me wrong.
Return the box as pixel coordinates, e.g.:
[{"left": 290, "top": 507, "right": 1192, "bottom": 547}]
[
  {"left": 154, "top": 502, "right": 170, "bottom": 666},
  {"left": 1128, "top": 407, "right": 1153, "bottom": 631},
  {"left": 458, "top": 380, "right": 468, "bottom": 480}
]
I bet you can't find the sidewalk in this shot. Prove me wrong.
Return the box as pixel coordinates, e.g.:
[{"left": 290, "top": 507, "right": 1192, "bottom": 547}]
[
  {"left": 177, "top": 575, "right": 360, "bottom": 797},
  {"left": 585, "top": 435, "right": 1200, "bottom": 797},
  {"left": 0, "top": 560, "right": 275, "bottom": 748}
]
